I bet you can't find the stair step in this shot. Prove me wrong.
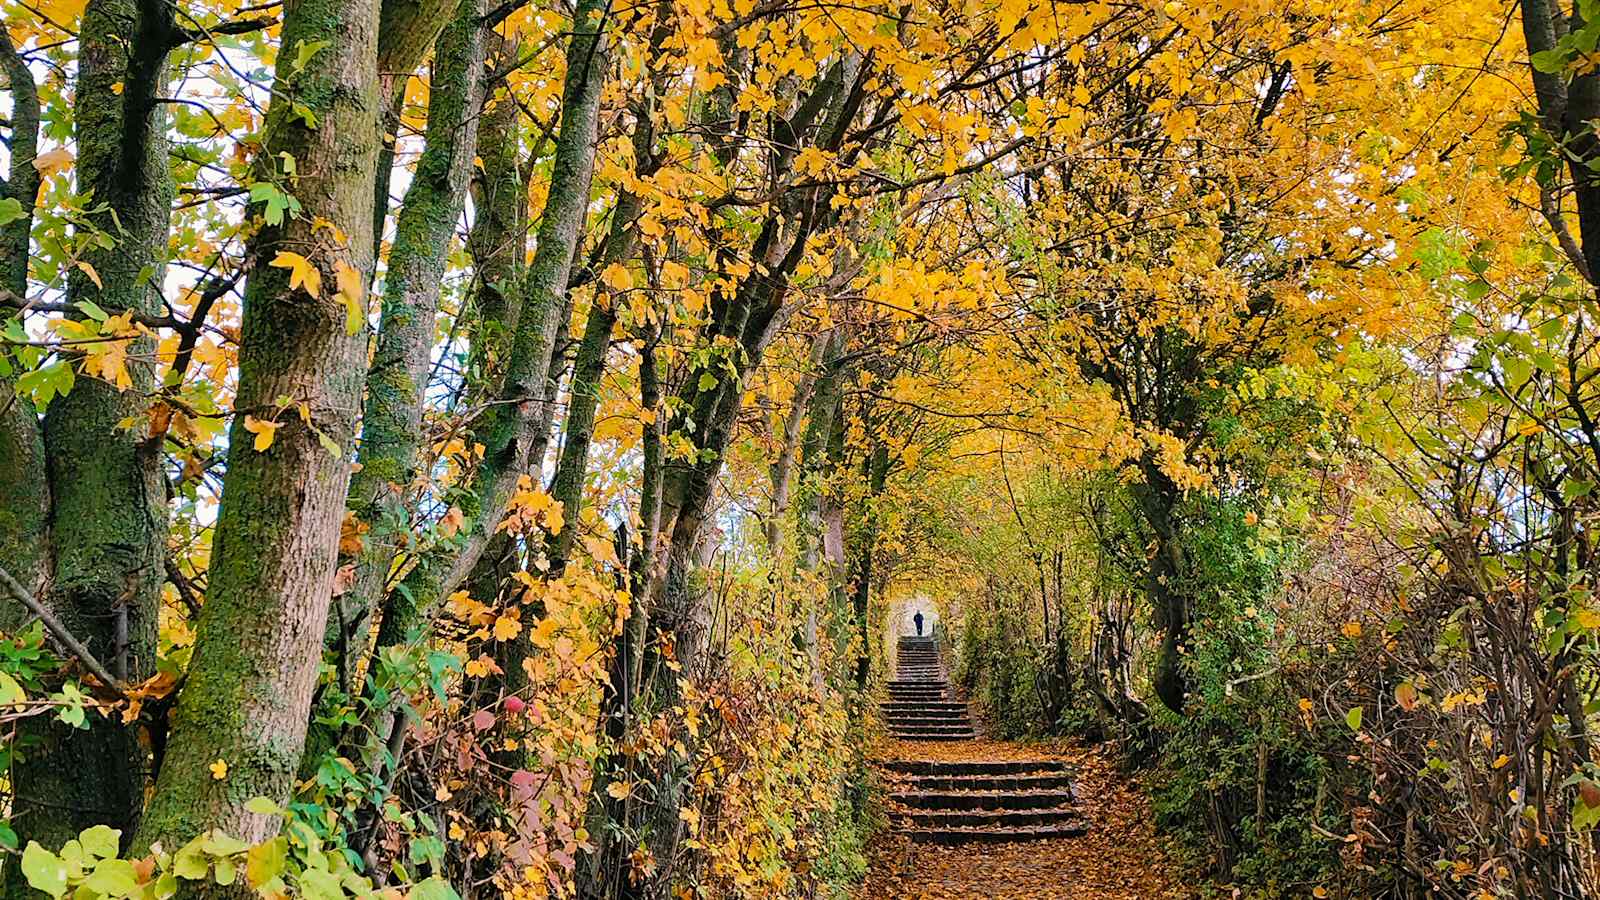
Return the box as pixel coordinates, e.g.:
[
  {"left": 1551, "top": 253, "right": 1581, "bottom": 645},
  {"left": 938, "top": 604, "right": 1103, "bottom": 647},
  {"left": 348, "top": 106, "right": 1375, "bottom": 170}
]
[
  {"left": 877, "top": 759, "right": 1069, "bottom": 776},
  {"left": 884, "top": 714, "right": 971, "bottom": 725},
  {"left": 892, "top": 789, "right": 1076, "bottom": 811},
  {"left": 891, "top": 732, "right": 975, "bottom": 742},
  {"left": 889, "top": 722, "right": 974, "bottom": 731},
  {"left": 895, "top": 773, "right": 1076, "bottom": 792},
  {"left": 897, "top": 806, "right": 1080, "bottom": 829},
  {"left": 898, "top": 822, "right": 1089, "bottom": 844}
]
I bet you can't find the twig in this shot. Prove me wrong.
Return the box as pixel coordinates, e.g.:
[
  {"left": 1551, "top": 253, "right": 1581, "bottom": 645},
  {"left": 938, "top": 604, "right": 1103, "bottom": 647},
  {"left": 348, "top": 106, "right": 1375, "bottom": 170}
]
[{"left": 0, "top": 564, "right": 129, "bottom": 699}]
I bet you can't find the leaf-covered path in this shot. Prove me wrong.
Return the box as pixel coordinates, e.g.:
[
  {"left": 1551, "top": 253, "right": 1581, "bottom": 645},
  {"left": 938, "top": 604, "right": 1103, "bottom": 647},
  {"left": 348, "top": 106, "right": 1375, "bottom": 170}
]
[{"left": 861, "top": 736, "right": 1195, "bottom": 898}]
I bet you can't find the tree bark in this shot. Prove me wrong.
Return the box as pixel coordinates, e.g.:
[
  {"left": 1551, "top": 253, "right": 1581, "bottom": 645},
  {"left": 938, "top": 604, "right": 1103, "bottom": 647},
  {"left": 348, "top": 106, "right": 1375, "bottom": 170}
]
[
  {"left": 7, "top": 0, "right": 175, "bottom": 863},
  {"left": 325, "top": 0, "right": 486, "bottom": 691},
  {"left": 135, "top": 0, "right": 382, "bottom": 855},
  {"left": 0, "top": 29, "right": 49, "bottom": 609},
  {"left": 358, "top": 0, "right": 610, "bottom": 754}
]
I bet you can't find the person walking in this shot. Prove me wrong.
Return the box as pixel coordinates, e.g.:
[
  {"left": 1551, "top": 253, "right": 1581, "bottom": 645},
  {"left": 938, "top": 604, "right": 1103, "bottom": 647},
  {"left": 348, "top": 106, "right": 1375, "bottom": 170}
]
[{"left": 914, "top": 611, "right": 925, "bottom": 636}]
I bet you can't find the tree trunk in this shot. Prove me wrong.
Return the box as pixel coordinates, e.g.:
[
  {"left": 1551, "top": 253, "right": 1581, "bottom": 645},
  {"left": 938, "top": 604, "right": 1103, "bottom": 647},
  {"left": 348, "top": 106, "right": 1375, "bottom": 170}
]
[
  {"left": 1134, "top": 464, "right": 1189, "bottom": 714},
  {"left": 325, "top": 0, "right": 485, "bottom": 693},
  {"left": 10, "top": 0, "right": 175, "bottom": 862},
  {"left": 0, "top": 29, "right": 48, "bottom": 606},
  {"left": 358, "top": 0, "right": 610, "bottom": 758},
  {"left": 135, "top": 0, "right": 382, "bottom": 855}
]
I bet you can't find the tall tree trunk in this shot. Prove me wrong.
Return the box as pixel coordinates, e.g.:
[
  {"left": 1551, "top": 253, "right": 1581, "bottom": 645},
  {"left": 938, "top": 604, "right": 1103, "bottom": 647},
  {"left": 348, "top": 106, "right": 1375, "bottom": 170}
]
[
  {"left": 8, "top": 0, "right": 175, "bottom": 863},
  {"left": 358, "top": 0, "right": 610, "bottom": 755},
  {"left": 135, "top": 0, "right": 382, "bottom": 855},
  {"left": 324, "top": 0, "right": 485, "bottom": 694},
  {"left": 0, "top": 30, "right": 48, "bottom": 606},
  {"left": 1135, "top": 463, "right": 1189, "bottom": 714}
]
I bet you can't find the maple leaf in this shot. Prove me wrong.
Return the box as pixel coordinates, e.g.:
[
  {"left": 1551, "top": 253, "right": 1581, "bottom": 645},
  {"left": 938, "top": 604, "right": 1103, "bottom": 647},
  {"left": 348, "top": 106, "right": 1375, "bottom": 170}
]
[
  {"left": 269, "top": 250, "right": 322, "bottom": 298},
  {"left": 493, "top": 611, "right": 522, "bottom": 642},
  {"left": 242, "top": 415, "right": 279, "bottom": 451},
  {"left": 32, "top": 146, "right": 74, "bottom": 178}
]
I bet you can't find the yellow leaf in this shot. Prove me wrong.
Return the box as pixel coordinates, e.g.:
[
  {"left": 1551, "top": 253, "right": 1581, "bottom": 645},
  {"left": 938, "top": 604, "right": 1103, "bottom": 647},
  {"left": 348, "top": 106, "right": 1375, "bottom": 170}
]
[
  {"left": 210, "top": 759, "right": 228, "bottom": 780},
  {"left": 1492, "top": 754, "right": 1511, "bottom": 769},
  {"left": 600, "top": 263, "right": 633, "bottom": 291},
  {"left": 493, "top": 611, "right": 522, "bottom": 642},
  {"left": 75, "top": 260, "right": 103, "bottom": 290},
  {"left": 1395, "top": 681, "right": 1419, "bottom": 711},
  {"left": 334, "top": 260, "right": 364, "bottom": 334},
  {"left": 33, "top": 147, "right": 73, "bottom": 178},
  {"left": 606, "top": 781, "right": 633, "bottom": 799},
  {"left": 243, "top": 415, "right": 279, "bottom": 451},
  {"left": 269, "top": 250, "right": 322, "bottom": 298},
  {"left": 1341, "top": 621, "right": 1362, "bottom": 638}
]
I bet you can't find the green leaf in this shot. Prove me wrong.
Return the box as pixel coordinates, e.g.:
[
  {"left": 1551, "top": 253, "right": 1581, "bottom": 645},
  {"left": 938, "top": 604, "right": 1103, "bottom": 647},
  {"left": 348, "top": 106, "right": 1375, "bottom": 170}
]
[
  {"left": 16, "top": 360, "right": 76, "bottom": 410},
  {"left": 245, "top": 837, "right": 287, "bottom": 888},
  {"left": 83, "top": 858, "right": 139, "bottom": 897},
  {"left": 697, "top": 372, "right": 717, "bottom": 392},
  {"left": 0, "top": 197, "right": 24, "bottom": 226},
  {"left": 213, "top": 856, "right": 238, "bottom": 887},
  {"left": 78, "top": 825, "right": 120, "bottom": 859},
  {"left": 21, "top": 842, "right": 68, "bottom": 899},
  {"left": 1345, "top": 706, "right": 1363, "bottom": 732},
  {"left": 0, "top": 822, "right": 19, "bottom": 851},
  {"left": 1532, "top": 48, "right": 1570, "bottom": 74},
  {"left": 244, "top": 797, "right": 283, "bottom": 816},
  {"left": 410, "top": 877, "right": 461, "bottom": 900},
  {"left": 200, "top": 830, "right": 250, "bottom": 857},
  {"left": 1564, "top": 479, "right": 1594, "bottom": 503},
  {"left": 289, "top": 101, "right": 319, "bottom": 129},
  {"left": 75, "top": 300, "right": 108, "bottom": 322},
  {"left": 291, "top": 39, "right": 331, "bottom": 74},
  {"left": 298, "top": 867, "right": 342, "bottom": 900},
  {"left": 172, "top": 836, "right": 210, "bottom": 880},
  {"left": 0, "top": 672, "right": 25, "bottom": 707}
]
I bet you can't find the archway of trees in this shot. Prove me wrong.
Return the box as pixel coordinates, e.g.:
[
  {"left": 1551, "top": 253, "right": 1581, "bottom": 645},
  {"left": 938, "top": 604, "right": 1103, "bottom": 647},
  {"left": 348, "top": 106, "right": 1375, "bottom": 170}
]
[{"left": 2, "top": 0, "right": 1599, "bottom": 896}]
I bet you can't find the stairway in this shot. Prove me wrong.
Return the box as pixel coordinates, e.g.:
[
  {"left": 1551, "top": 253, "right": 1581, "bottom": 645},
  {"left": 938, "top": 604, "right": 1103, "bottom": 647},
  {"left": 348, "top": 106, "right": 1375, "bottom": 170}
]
[
  {"left": 880, "top": 759, "right": 1088, "bottom": 843},
  {"left": 877, "top": 636, "right": 1087, "bottom": 844},
  {"left": 882, "top": 636, "right": 974, "bottom": 741}
]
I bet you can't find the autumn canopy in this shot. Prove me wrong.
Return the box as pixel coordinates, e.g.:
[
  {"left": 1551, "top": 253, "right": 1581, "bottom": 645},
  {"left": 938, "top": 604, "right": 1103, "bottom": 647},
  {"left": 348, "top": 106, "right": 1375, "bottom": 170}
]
[{"left": 0, "top": 0, "right": 1597, "bottom": 896}]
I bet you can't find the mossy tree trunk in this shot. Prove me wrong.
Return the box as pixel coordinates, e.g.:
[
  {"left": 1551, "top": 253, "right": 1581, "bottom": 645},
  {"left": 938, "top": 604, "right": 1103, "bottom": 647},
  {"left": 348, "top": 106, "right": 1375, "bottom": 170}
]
[
  {"left": 134, "top": 0, "right": 382, "bottom": 856},
  {"left": 356, "top": 0, "right": 610, "bottom": 765},
  {"left": 4, "top": 0, "right": 175, "bottom": 867},
  {"left": 365, "top": 0, "right": 608, "bottom": 651},
  {"left": 0, "top": 29, "right": 48, "bottom": 606},
  {"left": 323, "top": 0, "right": 486, "bottom": 694}
]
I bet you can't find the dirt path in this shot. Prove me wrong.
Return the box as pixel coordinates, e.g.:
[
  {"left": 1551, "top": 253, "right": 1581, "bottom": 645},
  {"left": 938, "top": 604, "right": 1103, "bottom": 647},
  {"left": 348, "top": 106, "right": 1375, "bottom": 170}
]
[{"left": 860, "top": 737, "right": 1196, "bottom": 899}]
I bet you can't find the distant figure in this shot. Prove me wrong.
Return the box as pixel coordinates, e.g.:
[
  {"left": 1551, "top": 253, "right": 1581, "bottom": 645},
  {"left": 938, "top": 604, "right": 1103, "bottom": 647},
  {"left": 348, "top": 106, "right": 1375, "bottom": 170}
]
[{"left": 914, "top": 611, "right": 925, "bottom": 636}]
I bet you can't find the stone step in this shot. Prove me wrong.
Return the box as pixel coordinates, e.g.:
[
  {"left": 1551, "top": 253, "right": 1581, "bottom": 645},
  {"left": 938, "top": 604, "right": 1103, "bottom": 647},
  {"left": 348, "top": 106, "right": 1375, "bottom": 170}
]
[
  {"left": 889, "top": 717, "right": 972, "bottom": 733},
  {"left": 891, "top": 789, "right": 1076, "bottom": 811},
  {"left": 895, "top": 772, "right": 1076, "bottom": 792},
  {"left": 885, "top": 711, "right": 971, "bottom": 721},
  {"left": 898, "top": 822, "right": 1089, "bottom": 844},
  {"left": 897, "top": 805, "right": 1081, "bottom": 829},
  {"left": 877, "top": 759, "right": 1069, "bottom": 777},
  {"left": 880, "top": 701, "right": 967, "bottom": 711}
]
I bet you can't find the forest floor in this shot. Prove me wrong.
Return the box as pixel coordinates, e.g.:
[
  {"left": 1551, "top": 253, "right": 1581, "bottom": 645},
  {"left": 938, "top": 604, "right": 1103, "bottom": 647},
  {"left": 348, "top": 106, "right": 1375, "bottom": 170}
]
[{"left": 858, "top": 736, "right": 1197, "bottom": 899}]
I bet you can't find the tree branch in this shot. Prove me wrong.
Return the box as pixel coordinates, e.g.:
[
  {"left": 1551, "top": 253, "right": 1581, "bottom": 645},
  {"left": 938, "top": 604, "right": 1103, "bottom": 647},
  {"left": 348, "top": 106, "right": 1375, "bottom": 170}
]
[{"left": 0, "top": 564, "right": 129, "bottom": 699}]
